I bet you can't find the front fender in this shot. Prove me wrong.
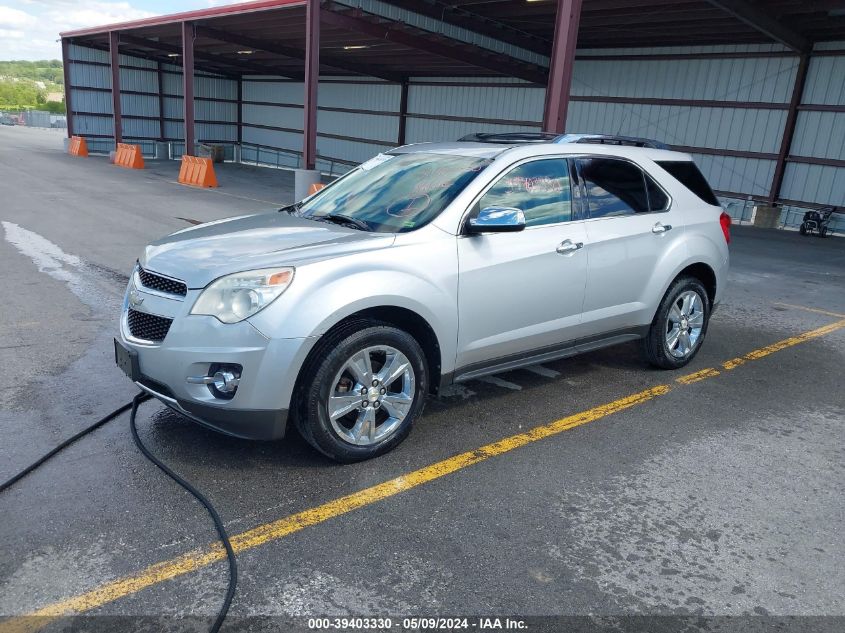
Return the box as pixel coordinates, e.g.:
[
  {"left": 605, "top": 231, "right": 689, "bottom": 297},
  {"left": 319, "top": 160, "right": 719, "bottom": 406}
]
[{"left": 248, "top": 236, "right": 459, "bottom": 373}]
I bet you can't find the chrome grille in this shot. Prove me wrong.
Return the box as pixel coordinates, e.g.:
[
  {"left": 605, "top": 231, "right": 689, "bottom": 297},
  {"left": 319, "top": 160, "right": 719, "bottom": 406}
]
[
  {"left": 127, "top": 308, "right": 173, "bottom": 343},
  {"left": 138, "top": 266, "right": 187, "bottom": 297}
]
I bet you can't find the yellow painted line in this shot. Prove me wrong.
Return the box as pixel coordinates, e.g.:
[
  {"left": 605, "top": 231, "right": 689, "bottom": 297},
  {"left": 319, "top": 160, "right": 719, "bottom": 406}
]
[
  {"left": 722, "top": 318, "right": 845, "bottom": 370},
  {"left": 6, "top": 316, "right": 845, "bottom": 632},
  {"left": 675, "top": 367, "right": 720, "bottom": 384},
  {"left": 1, "top": 385, "right": 670, "bottom": 632},
  {"left": 774, "top": 302, "right": 845, "bottom": 319}
]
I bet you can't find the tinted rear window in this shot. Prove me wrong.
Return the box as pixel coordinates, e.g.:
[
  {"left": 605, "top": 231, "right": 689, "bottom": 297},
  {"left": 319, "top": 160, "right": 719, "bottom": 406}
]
[{"left": 656, "top": 161, "right": 719, "bottom": 206}]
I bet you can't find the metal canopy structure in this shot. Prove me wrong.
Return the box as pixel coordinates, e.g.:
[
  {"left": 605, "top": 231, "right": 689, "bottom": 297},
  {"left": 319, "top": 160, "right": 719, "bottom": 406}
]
[{"left": 60, "top": 0, "right": 845, "bottom": 200}]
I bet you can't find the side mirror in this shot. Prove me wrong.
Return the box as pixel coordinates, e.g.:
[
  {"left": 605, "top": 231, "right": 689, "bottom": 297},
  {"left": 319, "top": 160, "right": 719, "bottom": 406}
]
[{"left": 466, "top": 206, "right": 526, "bottom": 234}]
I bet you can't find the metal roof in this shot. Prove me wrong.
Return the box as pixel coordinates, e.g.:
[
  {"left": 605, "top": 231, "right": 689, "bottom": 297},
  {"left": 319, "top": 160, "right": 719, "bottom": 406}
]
[{"left": 59, "top": 1, "right": 845, "bottom": 81}]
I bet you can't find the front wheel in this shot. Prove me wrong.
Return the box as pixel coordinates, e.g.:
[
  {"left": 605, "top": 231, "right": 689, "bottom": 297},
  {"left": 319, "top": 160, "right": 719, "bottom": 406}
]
[
  {"left": 642, "top": 277, "right": 710, "bottom": 370},
  {"left": 294, "top": 322, "right": 428, "bottom": 462}
]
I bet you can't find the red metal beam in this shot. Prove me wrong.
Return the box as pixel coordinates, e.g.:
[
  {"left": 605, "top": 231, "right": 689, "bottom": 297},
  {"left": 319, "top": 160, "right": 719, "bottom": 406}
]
[
  {"left": 543, "top": 0, "right": 582, "bottom": 134},
  {"left": 182, "top": 22, "right": 196, "bottom": 155},
  {"left": 303, "top": 0, "right": 319, "bottom": 170},
  {"left": 397, "top": 79, "right": 409, "bottom": 146},
  {"left": 237, "top": 77, "right": 243, "bottom": 145},
  {"left": 768, "top": 54, "right": 811, "bottom": 205},
  {"left": 156, "top": 62, "right": 166, "bottom": 141},
  {"left": 61, "top": 38, "right": 74, "bottom": 138},
  {"left": 109, "top": 31, "right": 122, "bottom": 144}
]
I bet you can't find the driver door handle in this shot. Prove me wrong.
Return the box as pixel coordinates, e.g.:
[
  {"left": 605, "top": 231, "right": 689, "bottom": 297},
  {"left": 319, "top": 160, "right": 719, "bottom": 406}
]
[
  {"left": 556, "top": 239, "right": 584, "bottom": 255},
  {"left": 652, "top": 222, "right": 672, "bottom": 234}
]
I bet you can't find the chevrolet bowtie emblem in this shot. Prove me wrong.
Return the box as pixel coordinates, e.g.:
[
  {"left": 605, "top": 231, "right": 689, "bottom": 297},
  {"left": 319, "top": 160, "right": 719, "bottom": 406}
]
[{"left": 128, "top": 289, "right": 144, "bottom": 307}]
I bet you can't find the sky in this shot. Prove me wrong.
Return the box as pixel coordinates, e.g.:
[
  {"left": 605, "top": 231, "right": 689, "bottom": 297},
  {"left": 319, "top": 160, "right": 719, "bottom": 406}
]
[{"left": 0, "top": 0, "right": 253, "bottom": 61}]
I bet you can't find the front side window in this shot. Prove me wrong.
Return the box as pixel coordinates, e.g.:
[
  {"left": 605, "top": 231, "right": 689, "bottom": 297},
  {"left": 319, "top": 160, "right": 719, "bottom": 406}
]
[
  {"left": 578, "top": 158, "right": 650, "bottom": 218},
  {"left": 297, "top": 153, "right": 491, "bottom": 233},
  {"left": 478, "top": 159, "right": 572, "bottom": 227}
]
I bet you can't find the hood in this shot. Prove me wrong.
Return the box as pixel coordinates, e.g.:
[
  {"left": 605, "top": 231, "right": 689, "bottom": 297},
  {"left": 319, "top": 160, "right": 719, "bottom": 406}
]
[{"left": 140, "top": 212, "right": 395, "bottom": 288}]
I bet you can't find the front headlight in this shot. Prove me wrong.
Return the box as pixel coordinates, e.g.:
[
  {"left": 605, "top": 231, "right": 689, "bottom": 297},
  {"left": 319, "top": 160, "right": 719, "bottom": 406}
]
[{"left": 191, "top": 267, "right": 294, "bottom": 323}]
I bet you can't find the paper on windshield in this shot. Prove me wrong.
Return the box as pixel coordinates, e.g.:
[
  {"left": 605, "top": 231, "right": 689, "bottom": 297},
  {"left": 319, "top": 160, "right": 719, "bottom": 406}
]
[{"left": 360, "top": 153, "right": 395, "bottom": 171}]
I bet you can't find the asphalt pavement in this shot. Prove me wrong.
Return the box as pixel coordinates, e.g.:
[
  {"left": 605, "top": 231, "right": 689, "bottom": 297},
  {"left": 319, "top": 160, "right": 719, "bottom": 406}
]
[{"left": 0, "top": 126, "right": 843, "bottom": 632}]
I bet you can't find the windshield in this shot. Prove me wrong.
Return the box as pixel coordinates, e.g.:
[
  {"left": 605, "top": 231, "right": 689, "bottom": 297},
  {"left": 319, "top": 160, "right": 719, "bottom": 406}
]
[{"left": 296, "top": 153, "right": 491, "bottom": 233}]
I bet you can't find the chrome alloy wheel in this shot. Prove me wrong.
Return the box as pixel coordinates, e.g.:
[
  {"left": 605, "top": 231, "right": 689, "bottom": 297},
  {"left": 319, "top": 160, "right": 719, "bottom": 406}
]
[
  {"left": 665, "top": 290, "right": 705, "bottom": 359},
  {"left": 327, "top": 345, "right": 415, "bottom": 446}
]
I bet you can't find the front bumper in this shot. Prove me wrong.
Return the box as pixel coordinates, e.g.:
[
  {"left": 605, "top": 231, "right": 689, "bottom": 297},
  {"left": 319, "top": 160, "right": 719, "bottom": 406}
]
[
  {"left": 135, "top": 376, "right": 289, "bottom": 440},
  {"left": 118, "top": 277, "right": 315, "bottom": 441}
]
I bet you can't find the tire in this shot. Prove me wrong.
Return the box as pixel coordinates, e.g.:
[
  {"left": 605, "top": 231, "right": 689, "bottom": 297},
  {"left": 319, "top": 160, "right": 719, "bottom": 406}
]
[
  {"left": 819, "top": 226, "right": 828, "bottom": 238},
  {"left": 642, "top": 276, "right": 710, "bottom": 370},
  {"left": 293, "top": 320, "right": 428, "bottom": 462},
  {"left": 799, "top": 224, "right": 807, "bottom": 236}
]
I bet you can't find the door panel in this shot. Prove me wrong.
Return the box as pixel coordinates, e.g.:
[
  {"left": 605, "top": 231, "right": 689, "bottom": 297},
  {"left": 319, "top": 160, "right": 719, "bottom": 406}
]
[
  {"left": 456, "top": 157, "right": 588, "bottom": 369},
  {"left": 457, "top": 224, "right": 589, "bottom": 368},
  {"left": 577, "top": 157, "right": 685, "bottom": 336}
]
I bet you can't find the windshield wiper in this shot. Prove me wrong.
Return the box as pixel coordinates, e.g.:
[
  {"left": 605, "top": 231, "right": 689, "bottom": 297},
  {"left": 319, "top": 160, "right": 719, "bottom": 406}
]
[
  {"left": 278, "top": 201, "right": 304, "bottom": 215},
  {"left": 320, "top": 214, "right": 371, "bottom": 232}
]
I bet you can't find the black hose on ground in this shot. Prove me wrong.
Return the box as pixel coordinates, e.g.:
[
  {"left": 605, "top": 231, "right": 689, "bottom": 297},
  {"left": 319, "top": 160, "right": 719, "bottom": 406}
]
[
  {"left": 0, "top": 391, "right": 238, "bottom": 633},
  {"left": 128, "top": 392, "right": 238, "bottom": 633}
]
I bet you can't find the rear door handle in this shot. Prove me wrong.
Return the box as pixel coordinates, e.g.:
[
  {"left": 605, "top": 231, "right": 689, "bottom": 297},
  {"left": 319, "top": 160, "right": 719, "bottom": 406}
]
[
  {"left": 652, "top": 222, "right": 672, "bottom": 234},
  {"left": 556, "top": 239, "right": 584, "bottom": 255}
]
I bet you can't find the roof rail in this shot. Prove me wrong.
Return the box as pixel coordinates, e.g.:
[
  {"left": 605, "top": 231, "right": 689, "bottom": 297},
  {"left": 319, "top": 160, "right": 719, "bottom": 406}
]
[
  {"left": 458, "top": 132, "right": 559, "bottom": 144},
  {"left": 457, "top": 131, "right": 669, "bottom": 150},
  {"left": 554, "top": 133, "right": 670, "bottom": 150}
]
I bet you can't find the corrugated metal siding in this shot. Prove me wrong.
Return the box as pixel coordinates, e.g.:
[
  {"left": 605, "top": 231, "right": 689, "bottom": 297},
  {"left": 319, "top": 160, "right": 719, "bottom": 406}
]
[
  {"left": 119, "top": 68, "right": 158, "bottom": 93},
  {"left": 572, "top": 57, "right": 798, "bottom": 102},
  {"left": 781, "top": 52, "right": 845, "bottom": 205},
  {"left": 567, "top": 102, "right": 786, "bottom": 153},
  {"left": 405, "top": 117, "right": 535, "bottom": 144},
  {"left": 121, "top": 93, "right": 158, "bottom": 118},
  {"left": 73, "top": 114, "right": 113, "bottom": 137},
  {"left": 802, "top": 56, "right": 845, "bottom": 104},
  {"left": 243, "top": 78, "right": 305, "bottom": 103},
  {"left": 320, "top": 111, "right": 398, "bottom": 144},
  {"left": 691, "top": 153, "right": 776, "bottom": 197},
  {"left": 71, "top": 89, "right": 111, "bottom": 115},
  {"left": 790, "top": 111, "right": 845, "bottom": 161},
  {"left": 69, "top": 43, "right": 108, "bottom": 64},
  {"left": 69, "top": 63, "right": 109, "bottom": 89},
  {"left": 408, "top": 83, "right": 544, "bottom": 121},
  {"left": 781, "top": 163, "right": 845, "bottom": 205}
]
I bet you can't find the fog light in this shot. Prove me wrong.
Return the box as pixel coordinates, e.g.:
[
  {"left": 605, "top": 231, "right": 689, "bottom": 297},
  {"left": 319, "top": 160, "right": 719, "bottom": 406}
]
[{"left": 212, "top": 371, "right": 239, "bottom": 394}]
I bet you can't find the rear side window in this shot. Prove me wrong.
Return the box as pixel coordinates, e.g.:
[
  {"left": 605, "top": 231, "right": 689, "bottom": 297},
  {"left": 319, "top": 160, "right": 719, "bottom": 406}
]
[
  {"left": 656, "top": 160, "right": 719, "bottom": 206},
  {"left": 645, "top": 173, "right": 670, "bottom": 211},
  {"left": 577, "top": 158, "right": 650, "bottom": 217}
]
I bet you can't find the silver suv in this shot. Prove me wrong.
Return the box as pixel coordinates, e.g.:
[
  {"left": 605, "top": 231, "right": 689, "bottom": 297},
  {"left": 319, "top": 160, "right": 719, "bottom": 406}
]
[{"left": 115, "top": 133, "right": 730, "bottom": 462}]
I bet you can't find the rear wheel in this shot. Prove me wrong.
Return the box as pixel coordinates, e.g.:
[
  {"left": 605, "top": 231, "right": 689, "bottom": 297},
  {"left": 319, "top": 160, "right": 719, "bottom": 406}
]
[
  {"left": 294, "top": 321, "right": 427, "bottom": 462},
  {"left": 643, "top": 276, "right": 710, "bottom": 370},
  {"left": 800, "top": 223, "right": 807, "bottom": 236}
]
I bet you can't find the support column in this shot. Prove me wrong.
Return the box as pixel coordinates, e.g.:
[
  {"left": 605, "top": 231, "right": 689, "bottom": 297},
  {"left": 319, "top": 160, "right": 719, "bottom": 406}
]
[
  {"left": 156, "top": 62, "right": 165, "bottom": 141},
  {"left": 236, "top": 76, "right": 243, "bottom": 163},
  {"left": 182, "top": 21, "right": 195, "bottom": 156},
  {"left": 768, "top": 54, "right": 810, "bottom": 205},
  {"left": 296, "top": 0, "right": 321, "bottom": 200},
  {"left": 542, "top": 0, "right": 583, "bottom": 134},
  {"left": 61, "top": 38, "right": 74, "bottom": 138},
  {"left": 397, "top": 79, "right": 409, "bottom": 146},
  {"left": 109, "top": 31, "right": 122, "bottom": 144}
]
